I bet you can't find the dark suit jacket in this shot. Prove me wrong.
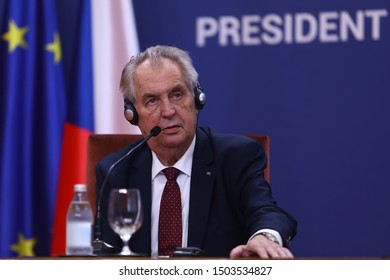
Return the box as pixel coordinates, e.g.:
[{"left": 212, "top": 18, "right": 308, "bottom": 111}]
[{"left": 95, "top": 126, "right": 297, "bottom": 257}]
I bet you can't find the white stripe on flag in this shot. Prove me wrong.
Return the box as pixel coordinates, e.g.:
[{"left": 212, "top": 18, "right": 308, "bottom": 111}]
[{"left": 92, "top": 0, "right": 140, "bottom": 134}]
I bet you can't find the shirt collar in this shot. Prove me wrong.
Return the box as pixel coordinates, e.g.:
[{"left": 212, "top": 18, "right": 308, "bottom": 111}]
[{"left": 151, "top": 135, "right": 196, "bottom": 180}]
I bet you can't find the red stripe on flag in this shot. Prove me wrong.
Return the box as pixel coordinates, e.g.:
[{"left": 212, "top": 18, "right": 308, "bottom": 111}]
[{"left": 51, "top": 122, "right": 92, "bottom": 256}]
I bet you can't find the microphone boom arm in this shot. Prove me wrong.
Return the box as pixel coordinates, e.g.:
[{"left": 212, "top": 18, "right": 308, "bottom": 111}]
[{"left": 92, "top": 126, "right": 161, "bottom": 255}]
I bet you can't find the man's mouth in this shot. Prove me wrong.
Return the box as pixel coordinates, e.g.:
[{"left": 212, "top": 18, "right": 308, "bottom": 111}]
[{"left": 162, "top": 125, "right": 180, "bottom": 133}]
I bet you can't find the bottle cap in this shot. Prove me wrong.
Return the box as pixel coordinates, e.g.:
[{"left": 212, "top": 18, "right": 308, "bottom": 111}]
[{"left": 74, "top": 184, "right": 87, "bottom": 192}]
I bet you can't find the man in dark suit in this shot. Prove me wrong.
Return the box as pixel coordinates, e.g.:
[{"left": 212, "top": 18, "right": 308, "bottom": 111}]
[{"left": 95, "top": 45, "right": 297, "bottom": 258}]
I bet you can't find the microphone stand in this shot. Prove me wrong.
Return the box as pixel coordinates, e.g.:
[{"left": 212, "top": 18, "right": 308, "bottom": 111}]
[{"left": 92, "top": 126, "right": 161, "bottom": 255}]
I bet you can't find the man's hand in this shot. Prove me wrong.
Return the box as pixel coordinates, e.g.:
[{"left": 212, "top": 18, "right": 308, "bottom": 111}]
[{"left": 229, "top": 234, "right": 294, "bottom": 259}]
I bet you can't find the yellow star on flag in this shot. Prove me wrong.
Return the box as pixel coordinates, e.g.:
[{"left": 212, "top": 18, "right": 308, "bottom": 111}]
[
  {"left": 46, "top": 32, "right": 62, "bottom": 63},
  {"left": 1, "top": 20, "right": 28, "bottom": 52},
  {"left": 10, "top": 233, "right": 37, "bottom": 257}
]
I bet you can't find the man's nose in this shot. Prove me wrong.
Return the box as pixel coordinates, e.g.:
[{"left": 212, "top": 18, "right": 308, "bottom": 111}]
[{"left": 160, "top": 99, "right": 175, "bottom": 116}]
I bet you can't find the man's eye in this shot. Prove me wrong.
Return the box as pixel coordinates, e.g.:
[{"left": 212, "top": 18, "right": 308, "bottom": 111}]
[
  {"left": 172, "top": 92, "right": 183, "bottom": 100},
  {"left": 147, "top": 97, "right": 157, "bottom": 105}
]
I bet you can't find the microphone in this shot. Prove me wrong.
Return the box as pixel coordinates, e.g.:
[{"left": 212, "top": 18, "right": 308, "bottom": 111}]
[{"left": 92, "top": 126, "right": 161, "bottom": 255}]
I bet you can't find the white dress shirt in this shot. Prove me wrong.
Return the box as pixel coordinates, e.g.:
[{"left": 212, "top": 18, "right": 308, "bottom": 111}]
[{"left": 150, "top": 136, "right": 195, "bottom": 258}]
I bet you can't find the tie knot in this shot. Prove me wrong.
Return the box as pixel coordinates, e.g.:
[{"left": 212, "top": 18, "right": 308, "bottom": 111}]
[{"left": 163, "top": 167, "right": 180, "bottom": 181}]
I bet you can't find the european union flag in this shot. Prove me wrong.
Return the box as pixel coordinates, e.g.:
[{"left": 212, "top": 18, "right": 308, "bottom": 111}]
[{"left": 0, "top": 0, "right": 67, "bottom": 257}]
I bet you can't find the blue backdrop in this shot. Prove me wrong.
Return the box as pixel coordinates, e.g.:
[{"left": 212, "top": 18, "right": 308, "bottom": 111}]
[{"left": 58, "top": 0, "right": 390, "bottom": 258}]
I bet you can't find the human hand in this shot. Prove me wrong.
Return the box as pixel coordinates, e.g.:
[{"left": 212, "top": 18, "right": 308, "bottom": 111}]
[{"left": 229, "top": 234, "right": 294, "bottom": 259}]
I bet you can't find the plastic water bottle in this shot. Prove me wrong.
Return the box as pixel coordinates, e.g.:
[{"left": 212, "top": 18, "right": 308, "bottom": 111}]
[{"left": 66, "top": 184, "right": 93, "bottom": 255}]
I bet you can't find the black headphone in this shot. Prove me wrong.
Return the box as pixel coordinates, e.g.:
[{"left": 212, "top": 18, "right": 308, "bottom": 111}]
[{"left": 124, "top": 82, "right": 206, "bottom": 125}]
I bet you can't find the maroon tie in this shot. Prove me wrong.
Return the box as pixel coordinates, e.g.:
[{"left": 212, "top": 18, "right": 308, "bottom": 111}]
[{"left": 158, "top": 167, "right": 182, "bottom": 256}]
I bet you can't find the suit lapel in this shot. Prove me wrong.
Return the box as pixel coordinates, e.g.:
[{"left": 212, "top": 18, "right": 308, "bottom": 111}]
[
  {"left": 127, "top": 146, "right": 152, "bottom": 255},
  {"left": 188, "top": 127, "right": 215, "bottom": 248}
]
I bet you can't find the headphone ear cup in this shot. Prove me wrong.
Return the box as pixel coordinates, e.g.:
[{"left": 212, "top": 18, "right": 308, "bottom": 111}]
[
  {"left": 194, "top": 82, "right": 206, "bottom": 110},
  {"left": 124, "top": 98, "right": 139, "bottom": 125}
]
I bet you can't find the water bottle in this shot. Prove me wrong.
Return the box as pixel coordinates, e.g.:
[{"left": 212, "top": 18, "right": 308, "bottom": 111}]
[{"left": 66, "top": 183, "right": 93, "bottom": 255}]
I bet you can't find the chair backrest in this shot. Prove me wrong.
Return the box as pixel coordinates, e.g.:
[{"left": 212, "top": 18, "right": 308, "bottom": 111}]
[{"left": 86, "top": 134, "right": 270, "bottom": 215}]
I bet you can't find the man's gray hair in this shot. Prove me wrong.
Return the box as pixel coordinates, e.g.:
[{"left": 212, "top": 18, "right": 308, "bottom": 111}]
[{"left": 120, "top": 45, "right": 199, "bottom": 103}]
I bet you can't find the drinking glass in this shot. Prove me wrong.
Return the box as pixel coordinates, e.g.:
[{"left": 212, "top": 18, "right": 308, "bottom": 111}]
[{"left": 108, "top": 188, "right": 143, "bottom": 255}]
